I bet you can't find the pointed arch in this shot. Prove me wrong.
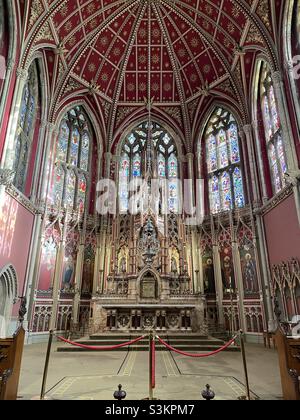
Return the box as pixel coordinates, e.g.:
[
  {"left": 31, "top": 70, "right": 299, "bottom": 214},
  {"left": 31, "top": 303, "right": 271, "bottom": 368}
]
[
  {"left": 0, "top": 264, "right": 18, "bottom": 339},
  {"left": 49, "top": 105, "right": 96, "bottom": 214},
  {"left": 201, "top": 107, "right": 246, "bottom": 215},
  {"left": 254, "top": 60, "right": 288, "bottom": 195},
  {"left": 117, "top": 120, "right": 180, "bottom": 214}
]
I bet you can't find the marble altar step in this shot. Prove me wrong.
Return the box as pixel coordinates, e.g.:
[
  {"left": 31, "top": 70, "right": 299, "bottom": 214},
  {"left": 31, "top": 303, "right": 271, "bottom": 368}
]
[{"left": 57, "top": 334, "right": 240, "bottom": 353}]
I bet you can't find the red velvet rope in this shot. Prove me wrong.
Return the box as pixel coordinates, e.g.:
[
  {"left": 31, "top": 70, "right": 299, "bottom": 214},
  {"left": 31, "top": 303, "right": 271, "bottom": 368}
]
[
  {"left": 57, "top": 335, "right": 145, "bottom": 351},
  {"left": 157, "top": 335, "right": 238, "bottom": 358},
  {"left": 151, "top": 339, "right": 156, "bottom": 389}
]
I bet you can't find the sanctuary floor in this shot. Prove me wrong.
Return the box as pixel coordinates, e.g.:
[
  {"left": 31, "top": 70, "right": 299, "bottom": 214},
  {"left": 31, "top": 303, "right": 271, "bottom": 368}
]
[{"left": 18, "top": 341, "right": 283, "bottom": 400}]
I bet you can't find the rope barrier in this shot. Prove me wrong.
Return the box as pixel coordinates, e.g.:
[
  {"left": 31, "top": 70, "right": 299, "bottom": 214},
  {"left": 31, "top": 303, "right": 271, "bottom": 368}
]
[
  {"left": 157, "top": 335, "right": 238, "bottom": 358},
  {"left": 57, "top": 335, "right": 145, "bottom": 351}
]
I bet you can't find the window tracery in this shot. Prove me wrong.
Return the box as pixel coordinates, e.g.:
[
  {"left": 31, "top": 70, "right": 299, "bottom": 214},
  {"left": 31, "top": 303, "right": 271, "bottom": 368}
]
[
  {"left": 12, "top": 61, "right": 40, "bottom": 192},
  {"left": 204, "top": 107, "right": 245, "bottom": 214},
  {"left": 52, "top": 106, "right": 91, "bottom": 213},
  {"left": 119, "top": 122, "right": 179, "bottom": 214},
  {"left": 260, "top": 63, "right": 288, "bottom": 194}
]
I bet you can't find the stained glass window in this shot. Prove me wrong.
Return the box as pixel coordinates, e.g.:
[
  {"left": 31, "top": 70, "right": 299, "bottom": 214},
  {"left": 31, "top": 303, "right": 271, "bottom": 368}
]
[
  {"left": 77, "top": 174, "right": 87, "bottom": 214},
  {"left": 57, "top": 120, "right": 69, "bottom": 162},
  {"left": 207, "top": 135, "right": 217, "bottom": 173},
  {"left": 204, "top": 107, "right": 245, "bottom": 214},
  {"left": 66, "top": 170, "right": 76, "bottom": 209},
  {"left": 51, "top": 106, "right": 92, "bottom": 212},
  {"left": 209, "top": 176, "right": 221, "bottom": 214},
  {"left": 132, "top": 154, "right": 141, "bottom": 178},
  {"left": 260, "top": 62, "right": 287, "bottom": 194},
  {"left": 80, "top": 132, "right": 90, "bottom": 171},
  {"left": 119, "top": 121, "right": 179, "bottom": 213},
  {"left": 158, "top": 153, "right": 166, "bottom": 178},
  {"left": 119, "top": 153, "right": 130, "bottom": 213},
  {"left": 233, "top": 168, "right": 245, "bottom": 208},
  {"left": 12, "top": 61, "right": 39, "bottom": 192}
]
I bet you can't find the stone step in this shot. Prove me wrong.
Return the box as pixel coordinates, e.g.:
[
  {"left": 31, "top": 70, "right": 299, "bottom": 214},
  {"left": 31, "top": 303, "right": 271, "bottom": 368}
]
[
  {"left": 57, "top": 344, "right": 240, "bottom": 353},
  {"left": 57, "top": 333, "right": 240, "bottom": 353},
  {"left": 90, "top": 334, "right": 210, "bottom": 340},
  {"left": 76, "top": 339, "right": 221, "bottom": 346}
]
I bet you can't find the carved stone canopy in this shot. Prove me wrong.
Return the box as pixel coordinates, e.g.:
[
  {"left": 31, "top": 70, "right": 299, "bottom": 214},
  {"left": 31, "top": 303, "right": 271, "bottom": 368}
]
[{"left": 137, "top": 217, "right": 160, "bottom": 266}]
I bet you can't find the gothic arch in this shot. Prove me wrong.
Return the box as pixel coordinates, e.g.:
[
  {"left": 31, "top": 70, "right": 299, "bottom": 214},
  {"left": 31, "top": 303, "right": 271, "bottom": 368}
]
[
  {"left": 196, "top": 102, "right": 245, "bottom": 179},
  {"left": 113, "top": 116, "right": 185, "bottom": 162},
  {"left": 49, "top": 103, "right": 100, "bottom": 214},
  {"left": 1, "top": 53, "right": 48, "bottom": 199},
  {"left": 55, "top": 99, "right": 104, "bottom": 166},
  {"left": 0, "top": 264, "right": 18, "bottom": 338}
]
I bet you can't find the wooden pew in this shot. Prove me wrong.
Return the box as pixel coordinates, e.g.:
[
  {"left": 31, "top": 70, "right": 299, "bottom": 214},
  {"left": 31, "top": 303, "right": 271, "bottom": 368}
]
[
  {"left": 0, "top": 327, "right": 25, "bottom": 400},
  {"left": 275, "top": 328, "right": 300, "bottom": 400}
]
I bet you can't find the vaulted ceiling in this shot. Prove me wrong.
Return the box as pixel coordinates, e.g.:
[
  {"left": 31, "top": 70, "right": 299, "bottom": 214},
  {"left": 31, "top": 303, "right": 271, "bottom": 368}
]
[{"left": 21, "top": 0, "right": 284, "bottom": 151}]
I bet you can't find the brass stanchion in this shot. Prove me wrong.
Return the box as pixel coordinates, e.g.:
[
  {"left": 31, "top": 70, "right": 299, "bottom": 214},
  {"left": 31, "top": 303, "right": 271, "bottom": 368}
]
[
  {"left": 239, "top": 330, "right": 251, "bottom": 400},
  {"left": 149, "top": 330, "right": 154, "bottom": 401},
  {"left": 40, "top": 330, "right": 54, "bottom": 400}
]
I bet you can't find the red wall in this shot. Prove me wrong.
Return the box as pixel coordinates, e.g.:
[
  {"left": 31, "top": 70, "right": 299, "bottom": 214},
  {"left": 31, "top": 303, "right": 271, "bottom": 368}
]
[
  {"left": 0, "top": 191, "right": 34, "bottom": 314},
  {"left": 264, "top": 194, "right": 300, "bottom": 265}
]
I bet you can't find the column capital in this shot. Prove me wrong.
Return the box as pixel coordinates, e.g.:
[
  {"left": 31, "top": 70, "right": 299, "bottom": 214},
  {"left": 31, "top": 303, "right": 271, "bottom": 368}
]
[
  {"left": 186, "top": 153, "right": 194, "bottom": 161},
  {"left": 6, "top": 59, "right": 15, "bottom": 71},
  {"left": 243, "top": 124, "right": 253, "bottom": 136},
  {"left": 112, "top": 154, "right": 120, "bottom": 162},
  {"left": 41, "top": 120, "right": 56, "bottom": 131},
  {"left": 104, "top": 152, "right": 112, "bottom": 160},
  {"left": 0, "top": 169, "right": 14, "bottom": 186},
  {"left": 251, "top": 119, "right": 259, "bottom": 130},
  {"left": 16, "top": 67, "right": 28, "bottom": 80},
  {"left": 271, "top": 70, "right": 283, "bottom": 86},
  {"left": 286, "top": 60, "right": 295, "bottom": 73}
]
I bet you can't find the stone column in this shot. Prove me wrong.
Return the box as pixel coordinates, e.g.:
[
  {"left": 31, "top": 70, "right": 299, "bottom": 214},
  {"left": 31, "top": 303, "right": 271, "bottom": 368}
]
[
  {"left": 271, "top": 71, "right": 298, "bottom": 171},
  {"left": 92, "top": 233, "right": 101, "bottom": 295},
  {"left": 243, "top": 124, "right": 260, "bottom": 204},
  {"left": 0, "top": 58, "right": 15, "bottom": 135},
  {"left": 213, "top": 243, "right": 225, "bottom": 326},
  {"left": 71, "top": 233, "right": 85, "bottom": 328},
  {"left": 231, "top": 241, "right": 246, "bottom": 332},
  {"left": 239, "top": 129, "right": 251, "bottom": 203},
  {"left": 104, "top": 152, "right": 112, "bottom": 178},
  {"left": 186, "top": 153, "right": 195, "bottom": 219},
  {"left": 37, "top": 122, "right": 57, "bottom": 204},
  {"left": 256, "top": 213, "right": 276, "bottom": 331},
  {"left": 191, "top": 229, "right": 201, "bottom": 293},
  {"left": 49, "top": 236, "right": 65, "bottom": 331},
  {"left": 98, "top": 229, "right": 107, "bottom": 293},
  {"left": 252, "top": 223, "right": 269, "bottom": 332},
  {"left": 252, "top": 119, "right": 268, "bottom": 202},
  {"left": 286, "top": 60, "right": 300, "bottom": 133},
  {"left": 22, "top": 213, "right": 43, "bottom": 336},
  {"left": 293, "top": 182, "right": 300, "bottom": 227}
]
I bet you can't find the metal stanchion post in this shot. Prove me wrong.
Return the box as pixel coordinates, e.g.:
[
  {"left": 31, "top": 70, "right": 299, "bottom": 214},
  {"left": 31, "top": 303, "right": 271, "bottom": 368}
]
[
  {"left": 239, "top": 330, "right": 251, "bottom": 400},
  {"left": 149, "top": 330, "right": 154, "bottom": 401},
  {"left": 40, "top": 330, "right": 54, "bottom": 400}
]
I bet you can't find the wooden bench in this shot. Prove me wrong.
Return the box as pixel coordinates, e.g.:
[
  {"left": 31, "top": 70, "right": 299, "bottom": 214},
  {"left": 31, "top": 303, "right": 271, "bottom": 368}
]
[{"left": 0, "top": 327, "right": 25, "bottom": 400}]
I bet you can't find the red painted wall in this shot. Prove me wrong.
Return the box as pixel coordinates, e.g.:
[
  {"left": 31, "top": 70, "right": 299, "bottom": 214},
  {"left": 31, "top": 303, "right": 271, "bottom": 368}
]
[
  {"left": 0, "top": 191, "right": 34, "bottom": 314},
  {"left": 263, "top": 194, "right": 300, "bottom": 265}
]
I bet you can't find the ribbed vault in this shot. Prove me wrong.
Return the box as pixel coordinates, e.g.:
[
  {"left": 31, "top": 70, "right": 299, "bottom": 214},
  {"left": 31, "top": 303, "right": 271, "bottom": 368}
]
[{"left": 22, "top": 0, "right": 281, "bottom": 151}]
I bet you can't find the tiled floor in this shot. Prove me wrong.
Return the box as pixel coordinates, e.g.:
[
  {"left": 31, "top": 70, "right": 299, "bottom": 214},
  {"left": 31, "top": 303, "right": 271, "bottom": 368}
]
[{"left": 18, "top": 342, "right": 283, "bottom": 400}]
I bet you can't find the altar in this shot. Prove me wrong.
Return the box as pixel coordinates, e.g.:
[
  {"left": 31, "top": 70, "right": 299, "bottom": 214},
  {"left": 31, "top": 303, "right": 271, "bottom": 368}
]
[{"left": 89, "top": 215, "right": 207, "bottom": 334}]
